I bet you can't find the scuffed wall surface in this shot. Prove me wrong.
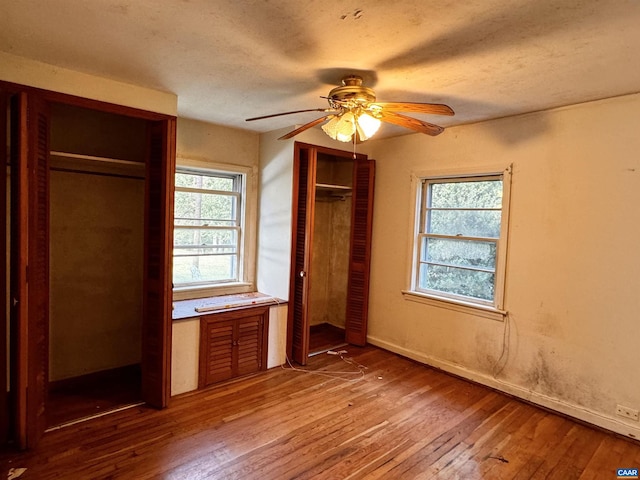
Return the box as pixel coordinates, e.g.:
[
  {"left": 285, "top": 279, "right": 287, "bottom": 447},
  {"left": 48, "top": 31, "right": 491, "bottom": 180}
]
[
  {"left": 365, "top": 93, "right": 640, "bottom": 436},
  {"left": 49, "top": 171, "right": 144, "bottom": 380},
  {"left": 177, "top": 118, "right": 258, "bottom": 167},
  {"left": 309, "top": 197, "right": 351, "bottom": 327}
]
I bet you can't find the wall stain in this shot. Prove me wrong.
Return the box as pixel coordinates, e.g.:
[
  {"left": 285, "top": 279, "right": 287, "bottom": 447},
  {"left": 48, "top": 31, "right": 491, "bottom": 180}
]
[{"left": 525, "top": 349, "right": 565, "bottom": 398}]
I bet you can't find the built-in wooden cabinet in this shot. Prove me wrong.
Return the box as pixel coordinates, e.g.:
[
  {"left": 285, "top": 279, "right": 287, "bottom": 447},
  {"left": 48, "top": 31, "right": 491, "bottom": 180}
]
[{"left": 199, "top": 306, "right": 269, "bottom": 387}]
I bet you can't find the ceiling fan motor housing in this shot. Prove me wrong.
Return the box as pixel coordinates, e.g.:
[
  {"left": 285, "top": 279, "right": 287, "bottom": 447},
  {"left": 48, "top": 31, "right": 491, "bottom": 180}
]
[{"left": 328, "top": 75, "right": 376, "bottom": 106}]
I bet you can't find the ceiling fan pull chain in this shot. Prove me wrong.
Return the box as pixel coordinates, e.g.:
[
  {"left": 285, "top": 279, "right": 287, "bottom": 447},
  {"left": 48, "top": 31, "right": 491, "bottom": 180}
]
[{"left": 352, "top": 122, "right": 357, "bottom": 159}]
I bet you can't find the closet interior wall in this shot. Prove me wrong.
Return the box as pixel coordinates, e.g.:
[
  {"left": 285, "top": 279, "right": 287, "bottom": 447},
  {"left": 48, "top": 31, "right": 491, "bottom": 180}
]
[
  {"left": 309, "top": 154, "right": 353, "bottom": 330},
  {"left": 49, "top": 103, "right": 146, "bottom": 382}
]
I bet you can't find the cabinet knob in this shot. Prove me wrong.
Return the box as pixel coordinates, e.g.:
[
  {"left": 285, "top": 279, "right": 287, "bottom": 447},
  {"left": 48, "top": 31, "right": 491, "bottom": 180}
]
[{"left": 299, "top": 271, "right": 306, "bottom": 278}]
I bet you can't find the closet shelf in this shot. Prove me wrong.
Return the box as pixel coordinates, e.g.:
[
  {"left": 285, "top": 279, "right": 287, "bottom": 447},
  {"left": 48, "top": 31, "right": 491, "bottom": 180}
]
[
  {"left": 50, "top": 151, "right": 144, "bottom": 166},
  {"left": 316, "top": 183, "right": 352, "bottom": 193}
]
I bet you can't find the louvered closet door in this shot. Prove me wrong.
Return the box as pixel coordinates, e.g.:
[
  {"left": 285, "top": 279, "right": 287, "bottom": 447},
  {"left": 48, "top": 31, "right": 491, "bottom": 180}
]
[
  {"left": 142, "top": 119, "right": 176, "bottom": 408},
  {"left": 27, "top": 95, "right": 50, "bottom": 447},
  {"left": 345, "top": 158, "right": 375, "bottom": 346},
  {"left": 288, "top": 145, "right": 317, "bottom": 365}
]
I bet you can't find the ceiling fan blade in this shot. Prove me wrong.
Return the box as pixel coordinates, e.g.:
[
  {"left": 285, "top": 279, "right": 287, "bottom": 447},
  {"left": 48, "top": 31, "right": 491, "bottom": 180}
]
[
  {"left": 380, "top": 111, "right": 445, "bottom": 136},
  {"left": 372, "top": 102, "right": 454, "bottom": 116},
  {"left": 278, "top": 115, "right": 333, "bottom": 140},
  {"left": 246, "top": 108, "right": 336, "bottom": 122}
]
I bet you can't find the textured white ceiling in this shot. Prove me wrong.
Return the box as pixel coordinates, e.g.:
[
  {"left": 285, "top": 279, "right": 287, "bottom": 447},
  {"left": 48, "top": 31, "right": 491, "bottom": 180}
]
[{"left": 2, "top": 0, "right": 640, "bottom": 138}]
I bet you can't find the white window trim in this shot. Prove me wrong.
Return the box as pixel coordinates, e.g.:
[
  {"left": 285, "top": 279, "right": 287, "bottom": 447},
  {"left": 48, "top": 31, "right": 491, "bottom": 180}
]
[
  {"left": 173, "top": 157, "right": 258, "bottom": 300},
  {"left": 405, "top": 163, "right": 512, "bottom": 320}
]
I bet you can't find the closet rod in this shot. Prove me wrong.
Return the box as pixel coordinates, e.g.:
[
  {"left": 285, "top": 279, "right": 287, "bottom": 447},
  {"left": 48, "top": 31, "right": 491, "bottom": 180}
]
[
  {"left": 50, "top": 150, "right": 144, "bottom": 167},
  {"left": 49, "top": 166, "right": 145, "bottom": 181}
]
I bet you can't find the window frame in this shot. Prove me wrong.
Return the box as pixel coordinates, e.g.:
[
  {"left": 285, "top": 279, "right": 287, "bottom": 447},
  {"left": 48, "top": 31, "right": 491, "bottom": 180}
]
[
  {"left": 404, "top": 165, "right": 512, "bottom": 320},
  {"left": 172, "top": 158, "right": 257, "bottom": 300}
]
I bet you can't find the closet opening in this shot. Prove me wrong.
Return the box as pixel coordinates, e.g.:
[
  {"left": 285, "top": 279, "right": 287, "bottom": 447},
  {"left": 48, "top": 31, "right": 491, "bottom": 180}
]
[
  {"left": 47, "top": 103, "right": 146, "bottom": 428},
  {"left": 308, "top": 152, "right": 353, "bottom": 356},
  {"left": 288, "top": 142, "right": 374, "bottom": 365}
]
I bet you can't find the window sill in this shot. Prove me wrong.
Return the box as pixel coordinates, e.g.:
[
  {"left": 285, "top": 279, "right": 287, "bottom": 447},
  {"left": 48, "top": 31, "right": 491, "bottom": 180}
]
[
  {"left": 173, "top": 282, "right": 254, "bottom": 301},
  {"left": 401, "top": 290, "right": 507, "bottom": 322}
]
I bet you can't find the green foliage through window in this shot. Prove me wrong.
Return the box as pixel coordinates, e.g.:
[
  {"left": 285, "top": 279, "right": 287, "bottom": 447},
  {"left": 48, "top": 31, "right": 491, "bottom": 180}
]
[
  {"left": 416, "top": 176, "right": 503, "bottom": 304},
  {"left": 173, "top": 169, "right": 243, "bottom": 287}
]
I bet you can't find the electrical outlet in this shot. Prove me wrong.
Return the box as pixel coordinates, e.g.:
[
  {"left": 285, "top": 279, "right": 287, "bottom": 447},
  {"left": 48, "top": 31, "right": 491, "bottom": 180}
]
[{"left": 616, "top": 404, "right": 639, "bottom": 421}]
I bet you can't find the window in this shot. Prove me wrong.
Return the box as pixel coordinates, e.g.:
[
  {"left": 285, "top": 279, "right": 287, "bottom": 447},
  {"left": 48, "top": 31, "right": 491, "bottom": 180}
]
[
  {"left": 410, "top": 168, "right": 511, "bottom": 311},
  {"left": 173, "top": 168, "right": 244, "bottom": 288}
]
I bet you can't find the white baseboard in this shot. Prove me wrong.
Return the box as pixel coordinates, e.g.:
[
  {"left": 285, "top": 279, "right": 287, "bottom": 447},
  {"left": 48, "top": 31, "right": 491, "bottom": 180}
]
[{"left": 367, "top": 335, "right": 640, "bottom": 441}]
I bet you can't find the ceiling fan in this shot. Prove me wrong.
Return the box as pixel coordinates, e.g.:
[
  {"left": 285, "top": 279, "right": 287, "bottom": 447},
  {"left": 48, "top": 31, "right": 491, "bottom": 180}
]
[{"left": 246, "top": 75, "right": 454, "bottom": 142}]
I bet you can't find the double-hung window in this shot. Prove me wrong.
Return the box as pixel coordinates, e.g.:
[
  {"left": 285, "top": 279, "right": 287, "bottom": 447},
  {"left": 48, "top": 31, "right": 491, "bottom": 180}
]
[
  {"left": 173, "top": 168, "right": 244, "bottom": 288},
  {"left": 411, "top": 168, "right": 511, "bottom": 312}
]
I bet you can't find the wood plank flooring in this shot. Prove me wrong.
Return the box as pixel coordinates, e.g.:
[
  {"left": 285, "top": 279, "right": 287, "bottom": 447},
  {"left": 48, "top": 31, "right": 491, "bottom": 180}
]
[
  {"left": 47, "top": 364, "right": 142, "bottom": 428},
  {"left": 309, "top": 322, "right": 347, "bottom": 355},
  {"left": 2, "top": 346, "right": 640, "bottom": 479}
]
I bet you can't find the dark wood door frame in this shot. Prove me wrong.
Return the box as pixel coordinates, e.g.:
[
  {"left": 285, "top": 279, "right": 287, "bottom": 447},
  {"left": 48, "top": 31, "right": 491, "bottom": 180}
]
[
  {"left": 287, "top": 142, "right": 373, "bottom": 365},
  {"left": 287, "top": 144, "right": 316, "bottom": 365},
  {"left": 1, "top": 80, "right": 176, "bottom": 449},
  {"left": 0, "top": 89, "right": 8, "bottom": 445}
]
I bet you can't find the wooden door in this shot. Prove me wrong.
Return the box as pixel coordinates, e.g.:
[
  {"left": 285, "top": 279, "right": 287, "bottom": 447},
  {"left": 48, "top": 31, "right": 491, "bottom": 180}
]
[
  {"left": 6, "top": 91, "right": 30, "bottom": 449},
  {"left": 345, "top": 158, "right": 375, "bottom": 345},
  {"left": 142, "top": 119, "right": 176, "bottom": 408},
  {"left": 236, "top": 310, "right": 267, "bottom": 376},
  {"left": 288, "top": 143, "right": 374, "bottom": 360},
  {"left": 0, "top": 92, "right": 8, "bottom": 445},
  {"left": 199, "top": 307, "right": 269, "bottom": 387},
  {"left": 1, "top": 82, "right": 176, "bottom": 447},
  {"left": 25, "top": 94, "right": 50, "bottom": 447},
  {"left": 200, "top": 318, "right": 235, "bottom": 385},
  {"left": 287, "top": 144, "right": 317, "bottom": 365}
]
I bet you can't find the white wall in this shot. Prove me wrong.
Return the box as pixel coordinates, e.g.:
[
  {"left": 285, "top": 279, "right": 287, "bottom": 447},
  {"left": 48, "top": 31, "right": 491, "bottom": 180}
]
[
  {"left": 256, "top": 126, "right": 357, "bottom": 300},
  {"left": 256, "top": 128, "right": 353, "bottom": 365},
  {"left": 0, "top": 52, "right": 176, "bottom": 116},
  {"left": 364, "top": 94, "right": 640, "bottom": 439},
  {"left": 177, "top": 117, "right": 258, "bottom": 168},
  {"left": 49, "top": 171, "right": 144, "bottom": 380},
  {"left": 172, "top": 117, "right": 259, "bottom": 387}
]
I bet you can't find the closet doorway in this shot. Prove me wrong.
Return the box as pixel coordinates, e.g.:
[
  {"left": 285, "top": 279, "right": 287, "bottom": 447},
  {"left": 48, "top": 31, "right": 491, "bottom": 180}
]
[
  {"left": 288, "top": 142, "right": 375, "bottom": 365},
  {"left": 47, "top": 103, "right": 146, "bottom": 427},
  {"left": 1, "top": 83, "right": 175, "bottom": 449}
]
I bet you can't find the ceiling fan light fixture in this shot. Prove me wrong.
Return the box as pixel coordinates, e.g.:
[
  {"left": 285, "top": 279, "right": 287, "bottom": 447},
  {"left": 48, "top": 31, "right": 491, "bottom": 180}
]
[
  {"left": 322, "top": 111, "right": 356, "bottom": 142},
  {"left": 249, "top": 74, "right": 453, "bottom": 141},
  {"left": 356, "top": 112, "right": 381, "bottom": 140}
]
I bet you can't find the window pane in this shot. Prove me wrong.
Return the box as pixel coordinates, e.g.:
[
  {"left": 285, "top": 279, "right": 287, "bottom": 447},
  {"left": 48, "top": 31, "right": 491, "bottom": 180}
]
[
  {"left": 173, "top": 169, "right": 244, "bottom": 288},
  {"left": 173, "top": 254, "right": 238, "bottom": 284},
  {"left": 175, "top": 172, "right": 235, "bottom": 191},
  {"left": 422, "top": 237, "right": 496, "bottom": 269},
  {"left": 419, "top": 263, "right": 495, "bottom": 301},
  {"left": 428, "top": 209, "right": 501, "bottom": 238},
  {"left": 174, "top": 191, "right": 236, "bottom": 226},
  {"left": 174, "top": 228, "right": 237, "bottom": 248},
  {"left": 430, "top": 180, "right": 502, "bottom": 208}
]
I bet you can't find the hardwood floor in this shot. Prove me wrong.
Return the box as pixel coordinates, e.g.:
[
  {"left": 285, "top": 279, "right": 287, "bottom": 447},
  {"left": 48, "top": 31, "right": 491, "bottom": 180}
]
[
  {"left": 309, "top": 322, "right": 347, "bottom": 355},
  {"left": 47, "top": 364, "right": 142, "bottom": 428},
  {"left": 2, "top": 346, "right": 639, "bottom": 479}
]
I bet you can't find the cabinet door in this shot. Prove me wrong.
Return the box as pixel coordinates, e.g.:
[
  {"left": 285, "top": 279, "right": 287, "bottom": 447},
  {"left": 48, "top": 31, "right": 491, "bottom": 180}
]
[
  {"left": 199, "top": 306, "right": 269, "bottom": 388},
  {"left": 200, "top": 318, "right": 235, "bottom": 386},
  {"left": 236, "top": 314, "right": 265, "bottom": 376}
]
